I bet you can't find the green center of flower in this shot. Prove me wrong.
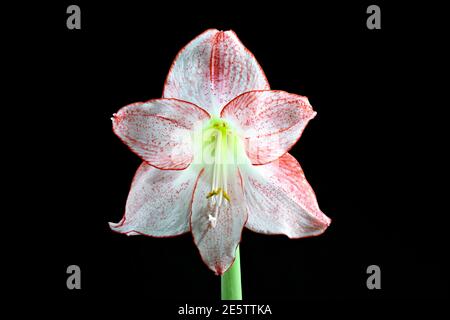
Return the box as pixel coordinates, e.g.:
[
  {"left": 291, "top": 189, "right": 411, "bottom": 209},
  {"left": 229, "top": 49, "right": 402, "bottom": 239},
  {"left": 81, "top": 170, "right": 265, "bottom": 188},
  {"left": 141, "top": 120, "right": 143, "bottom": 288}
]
[{"left": 192, "top": 117, "right": 247, "bottom": 227}]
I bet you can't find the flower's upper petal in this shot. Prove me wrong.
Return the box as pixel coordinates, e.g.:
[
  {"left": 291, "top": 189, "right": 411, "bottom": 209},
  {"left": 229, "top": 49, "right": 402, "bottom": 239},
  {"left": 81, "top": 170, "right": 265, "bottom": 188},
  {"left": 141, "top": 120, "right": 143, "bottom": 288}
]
[
  {"left": 242, "top": 153, "right": 330, "bottom": 238},
  {"left": 109, "top": 162, "right": 200, "bottom": 237},
  {"left": 190, "top": 167, "right": 247, "bottom": 275},
  {"left": 112, "top": 98, "right": 209, "bottom": 170},
  {"left": 221, "top": 90, "right": 316, "bottom": 165},
  {"left": 163, "top": 29, "right": 270, "bottom": 116}
]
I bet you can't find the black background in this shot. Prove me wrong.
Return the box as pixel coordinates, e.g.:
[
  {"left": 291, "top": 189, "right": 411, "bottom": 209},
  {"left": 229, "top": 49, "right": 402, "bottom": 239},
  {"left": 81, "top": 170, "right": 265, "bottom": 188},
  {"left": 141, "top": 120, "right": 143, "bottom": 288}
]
[{"left": 14, "top": 0, "right": 447, "bottom": 314}]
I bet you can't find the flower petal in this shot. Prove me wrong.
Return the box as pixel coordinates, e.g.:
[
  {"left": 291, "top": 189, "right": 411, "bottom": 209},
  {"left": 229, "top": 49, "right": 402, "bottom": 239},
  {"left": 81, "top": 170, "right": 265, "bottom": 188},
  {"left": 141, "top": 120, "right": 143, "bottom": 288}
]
[
  {"left": 112, "top": 98, "right": 209, "bottom": 170},
  {"left": 163, "top": 29, "right": 270, "bottom": 116},
  {"left": 242, "top": 153, "right": 330, "bottom": 238},
  {"left": 109, "top": 162, "right": 200, "bottom": 237},
  {"left": 221, "top": 90, "right": 316, "bottom": 165},
  {"left": 190, "top": 167, "right": 247, "bottom": 275}
]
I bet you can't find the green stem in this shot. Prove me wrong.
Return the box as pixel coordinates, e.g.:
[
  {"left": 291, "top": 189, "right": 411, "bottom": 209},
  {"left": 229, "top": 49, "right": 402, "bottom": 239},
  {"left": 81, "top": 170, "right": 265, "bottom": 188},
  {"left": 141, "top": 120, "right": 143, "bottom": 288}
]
[{"left": 221, "top": 245, "right": 242, "bottom": 300}]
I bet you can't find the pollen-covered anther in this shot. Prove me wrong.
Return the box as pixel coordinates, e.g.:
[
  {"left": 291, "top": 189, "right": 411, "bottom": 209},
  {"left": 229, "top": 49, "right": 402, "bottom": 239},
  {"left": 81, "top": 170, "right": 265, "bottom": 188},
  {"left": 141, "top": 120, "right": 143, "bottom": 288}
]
[
  {"left": 206, "top": 188, "right": 220, "bottom": 199},
  {"left": 206, "top": 188, "right": 230, "bottom": 202},
  {"left": 222, "top": 190, "right": 231, "bottom": 202}
]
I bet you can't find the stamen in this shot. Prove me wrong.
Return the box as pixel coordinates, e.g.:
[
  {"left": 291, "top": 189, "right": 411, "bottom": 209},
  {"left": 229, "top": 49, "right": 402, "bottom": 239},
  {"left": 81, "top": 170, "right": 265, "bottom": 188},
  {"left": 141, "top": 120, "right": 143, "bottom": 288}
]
[{"left": 201, "top": 118, "right": 239, "bottom": 228}]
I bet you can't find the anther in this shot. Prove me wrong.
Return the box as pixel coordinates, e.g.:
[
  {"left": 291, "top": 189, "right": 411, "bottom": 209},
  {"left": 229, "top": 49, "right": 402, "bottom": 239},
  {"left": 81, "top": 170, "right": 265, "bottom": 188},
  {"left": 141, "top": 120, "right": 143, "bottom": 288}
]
[
  {"left": 206, "top": 189, "right": 220, "bottom": 199},
  {"left": 222, "top": 190, "right": 231, "bottom": 202},
  {"left": 206, "top": 188, "right": 226, "bottom": 199}
]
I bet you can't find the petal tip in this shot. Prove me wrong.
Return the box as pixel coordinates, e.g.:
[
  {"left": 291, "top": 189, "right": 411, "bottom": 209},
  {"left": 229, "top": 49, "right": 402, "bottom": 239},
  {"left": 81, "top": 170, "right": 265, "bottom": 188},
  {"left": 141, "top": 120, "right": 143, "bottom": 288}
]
[
  {"left": 311, "top": 218, "right": 332, "bottom": 237},
  {"left": 215, "top": 265, "right": 224, "bottom": 276},
  {"left": 108, "top": 221, "right": 118, "bottom": 229},
  {"left": 109, "top": 221, "right": 124, "bottom": 233},
  {"left": 223, "top": 29, "right": 237, "bottom": 36}
]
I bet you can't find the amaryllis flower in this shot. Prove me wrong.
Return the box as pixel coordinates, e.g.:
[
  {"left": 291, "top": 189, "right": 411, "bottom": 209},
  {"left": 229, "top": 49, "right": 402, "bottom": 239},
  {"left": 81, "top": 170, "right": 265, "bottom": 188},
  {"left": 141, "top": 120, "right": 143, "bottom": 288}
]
[{"left": 109, "top": 29, "right": 331, "bottom": 275}]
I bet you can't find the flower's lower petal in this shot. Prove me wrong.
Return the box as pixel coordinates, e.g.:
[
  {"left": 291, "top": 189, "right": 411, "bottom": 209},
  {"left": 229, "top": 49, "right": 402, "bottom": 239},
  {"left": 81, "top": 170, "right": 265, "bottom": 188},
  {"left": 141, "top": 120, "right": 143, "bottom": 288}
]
[
  {"left": 221, "top": 90, "right": 316, "bottom": 165},
  {"left": 163, "top": 29, "right": 270, "bottom": 116},
  {"left": 109, "top": 162, "right": 200, "bottom": 237},
  {"left": 190, "top": 167, "right": 247, "bottom": 275},
  {"left": 242, "top": 153, "right": 330, "bottom": 238},
  {"left": 112, "top": 99, "right": 209, "bottom": 170}
]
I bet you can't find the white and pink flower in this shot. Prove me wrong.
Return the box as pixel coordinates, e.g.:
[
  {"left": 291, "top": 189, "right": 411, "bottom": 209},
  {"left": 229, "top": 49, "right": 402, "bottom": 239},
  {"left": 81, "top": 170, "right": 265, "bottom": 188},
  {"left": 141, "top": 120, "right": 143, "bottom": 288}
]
[{"left": 109, "top": 29, "right": 331, "bottom": 275}]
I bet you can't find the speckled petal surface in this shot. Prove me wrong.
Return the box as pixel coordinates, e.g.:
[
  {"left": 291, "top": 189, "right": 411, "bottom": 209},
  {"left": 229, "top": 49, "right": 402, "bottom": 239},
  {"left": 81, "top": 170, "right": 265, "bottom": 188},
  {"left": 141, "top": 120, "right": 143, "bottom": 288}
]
[
  {"left": 190, "top": 167, "right": 247, "bottom": 275},
  {"left": 242, "top": 153, "right": 330, "bottom": 238},
  {"left": 221, "top": 90, "right": 316, "bottom": 165},
  {"left": 163, "top": 29, "right": 270, "bottom": 116},
  {"left": 112, "top": 98, "right": 209, "bottom": 170},
  {"left": 109, "top": 163, "right": 200, "bottom": 237}
]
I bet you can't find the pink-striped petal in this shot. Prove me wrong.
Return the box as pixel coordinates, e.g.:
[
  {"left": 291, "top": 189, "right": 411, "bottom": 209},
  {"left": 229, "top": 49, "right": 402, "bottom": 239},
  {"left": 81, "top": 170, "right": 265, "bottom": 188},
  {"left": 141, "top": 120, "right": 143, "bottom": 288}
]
[
  {"left": 163, "top": 29, "right": 270, "bottom": 116},
  {"left": 221, "top": 90, "right": 316, "bottom": 165},
  {"left": 109, "top": 162, "right": 200, "bottom": 237},
  {"left": 242, "top": 153, "right": 330, "bottom": 238},
  {"left": 112, "top": 99, "right": 209, "bottom": 170},
  {"left": 190, "top": 167, "right": 247, "bottom": 275}
]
